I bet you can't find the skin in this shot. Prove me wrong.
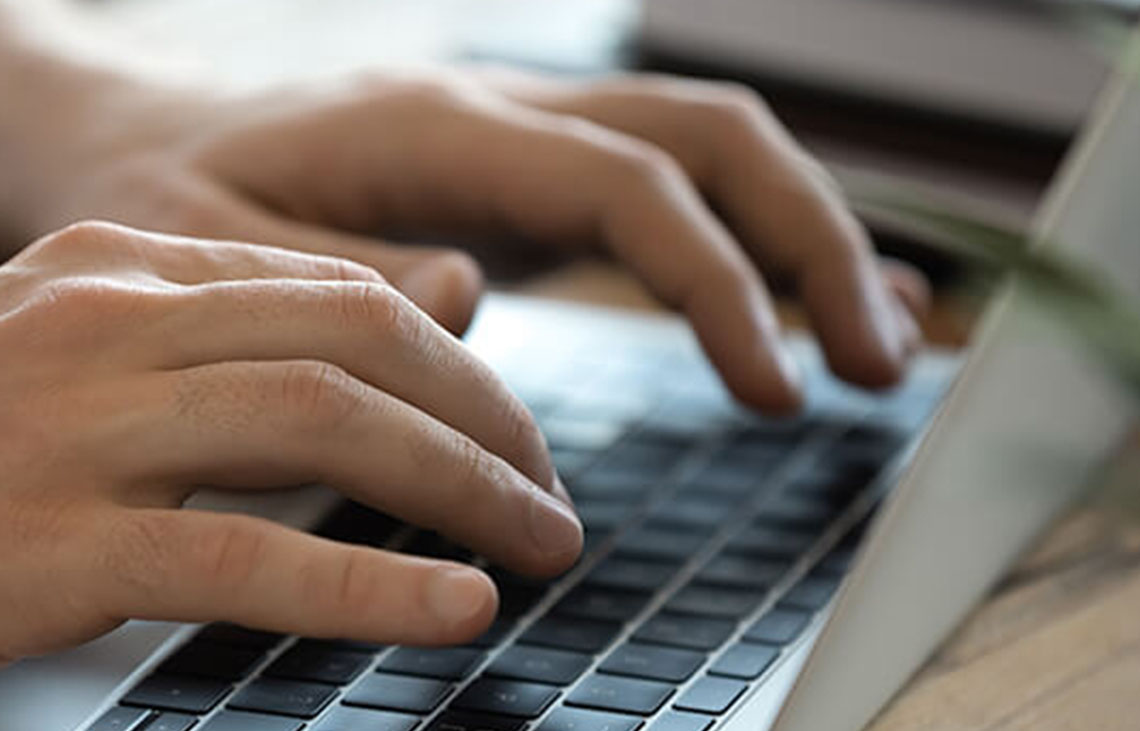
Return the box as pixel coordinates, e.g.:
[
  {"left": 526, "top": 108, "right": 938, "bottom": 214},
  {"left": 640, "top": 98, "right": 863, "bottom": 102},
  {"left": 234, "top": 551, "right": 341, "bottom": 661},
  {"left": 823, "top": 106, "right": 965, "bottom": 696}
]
[{"left": 0, "top": 5, "right": 931, "bottom": 663}]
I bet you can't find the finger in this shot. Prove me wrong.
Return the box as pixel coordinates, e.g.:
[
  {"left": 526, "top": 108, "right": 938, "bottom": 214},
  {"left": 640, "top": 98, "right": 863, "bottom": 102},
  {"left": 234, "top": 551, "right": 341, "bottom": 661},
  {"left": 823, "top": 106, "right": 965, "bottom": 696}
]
[
  {"left": 880, "top": 257, "right": 932, "bottom": 319},
  {"left": 489, "top": 74, "right": 915, "bottom": 387},
  {"left": 196, "top": 81, "right": 801, "bottom": 411},
  {"left": 135, "top": 278, "right": 557, "bottom": 495},
  {"left": 124, "top": 360, "right": 582, "bottom": 575},
  {"left": 94, "top": 508, "right": 497, "bottom": 645},
  {"left": 134, "top": 172, "right": 483, "bottom": 334}
]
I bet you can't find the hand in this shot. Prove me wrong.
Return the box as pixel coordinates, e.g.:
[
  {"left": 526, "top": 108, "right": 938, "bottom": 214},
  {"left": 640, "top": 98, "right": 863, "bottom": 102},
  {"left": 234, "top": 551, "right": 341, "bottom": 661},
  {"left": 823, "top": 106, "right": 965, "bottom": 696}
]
[
  {"left": 7, "top": 64, "right": 928, "bottom": 413},
  {"left": 0, "top": 221, "right": 581, "bottom": 664}
]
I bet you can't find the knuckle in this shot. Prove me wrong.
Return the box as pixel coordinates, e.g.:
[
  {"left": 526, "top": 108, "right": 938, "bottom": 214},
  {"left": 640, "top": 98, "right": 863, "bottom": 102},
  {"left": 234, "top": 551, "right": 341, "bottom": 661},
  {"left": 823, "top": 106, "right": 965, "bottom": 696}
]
[
  {"left": 321, "top": 548, "right": 380, "bottom": 616},
  {"left": 605, "top": 139, "right": 683, "bottom": 192},
  {"left": 29, "top": 220, "right": 128, "bottom": 260},
  {"left": 100, "top": 513, "right": 177, "bottom": 603},
  {"left": 187, "top": 517, "right": 267, "bottom": 590},
  {"left": 26, "top": 278, "right": 149, "bottom": 326},
  {"left": 276, "top": 360, "right": 365, "bottom": 432}
]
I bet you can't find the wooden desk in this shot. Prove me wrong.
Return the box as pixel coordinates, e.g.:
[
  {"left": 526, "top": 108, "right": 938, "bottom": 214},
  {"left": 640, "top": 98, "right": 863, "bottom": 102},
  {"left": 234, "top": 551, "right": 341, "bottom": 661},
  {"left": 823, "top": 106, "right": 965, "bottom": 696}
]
[{"left": 519, "top": 263, "right": 1140, "bottom": 730}]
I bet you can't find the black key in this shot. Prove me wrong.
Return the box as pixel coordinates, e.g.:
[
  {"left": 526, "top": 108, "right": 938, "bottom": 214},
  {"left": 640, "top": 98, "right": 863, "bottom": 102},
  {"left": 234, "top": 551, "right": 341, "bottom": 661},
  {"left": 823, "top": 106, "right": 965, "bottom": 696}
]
[
  {"left": 585, "top": 557, "right": 680, "bottom": 594},
  {"left": 159, "top": 640, "right": 265, "bottom": 681},
  {"left": 779, "top": 575, "right": 841, "bottom": 610},
  {"left": 344, "top": 673, "right": 452, "bottom": 714},
  {"left": 756, "top": 496, "right": 837, "bottom": 530},
  {"left": 144, "top": 714, "right": 198, "bottom": 731},
  {"left": 228, "top": 678, "right": 337, "bottom": 718},
  {"left": 554, "top": 586, "right": 648, "bottom": 623},
  {"left": 486, "top": 645, "right": 592, "bottom": 686},
  {"left": 467, "top": 618, "right": 515, "bottom": 649},
  {"left": 402, "top": 531, "right": 473, "bottom": 562},
  {"left": 310, "top": 706, "right": 420, "bottom": 731},
  {"left": 566, "top": 674, "right": 673, "bottom": 715},
  {"left": 571, "top": 468, "right": 655, "bottom": 501},
  {"left": 489, "top": 570, "right": 551, "bottom": 618},
  {"left": 195, "top": 624, "right": 283, "bottom": 651},
  {"left": 724, "top": 526, "right": 816, "bottom": 560},
  {"left": 450, "top": 677, "right": 559, "bottom": 718},
  {"left": 426, "top": 711, "right": 525, "bottom": 731},
  {"left": 520, "top": 616, "right": 622, "bottom": 654},
  {"left": 648, "top": 712, "right": 714, "bottom": 731},
  {"left": 817, "top": 546, "right": 857, "bottom": 576},
  {"left": 576, "top": 502, "right": 638, "bottom": 533},
  {"left": 743, "top": 609, "right": 811, "bottom": 646},
  {"left": 380, "top": 647, "right": 486, "bottom": 680},
  {"left": 645, "top": 499, "right": 733, "bottom": 532},
  {"left": 673, "top": 676, "right": 747, "bottom": 715},
  {"left": 536, "top": 707, "right": 644, "bottom": 731},
  {"left": 315, "top": 500, "right": 402, "bottom": 548},
  {"left": 694, "top": 555, "right": 788, "bottom": 590},
  {"left": 198, "top": 710, "right": 303, "bottom": 731},
  {"left": 615, "top": 528, "right": 709, "bottom": 562},
  {"left": 633, "top": 613, "right": 735, "bottom": 651},
  {"left": 708, "top": 643, "right": 779, "bottom": 680},
  {"left": 122, "top": 674, "right": 231, "bottom": 714},
  {"left": 264, "top": 642, "right": 371, "bottom": 685},
  {"left": 86, "top": 707, "right": 152, "bottom": 731},
  {"left": 301, "top": 637, "right": 387, "bottom": 654},
  {"left": 599, "top": 643, "right": 704, "bottom": 683},
  {"left": 665, "top": 584, "right": 763, "bottom": 619}
]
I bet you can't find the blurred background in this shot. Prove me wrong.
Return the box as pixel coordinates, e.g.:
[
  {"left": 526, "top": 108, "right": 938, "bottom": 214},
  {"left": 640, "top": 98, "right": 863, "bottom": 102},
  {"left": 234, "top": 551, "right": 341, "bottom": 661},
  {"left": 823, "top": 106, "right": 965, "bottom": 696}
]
[{"left": 79, "top": 0, "right": 1139, "bottom": 337}]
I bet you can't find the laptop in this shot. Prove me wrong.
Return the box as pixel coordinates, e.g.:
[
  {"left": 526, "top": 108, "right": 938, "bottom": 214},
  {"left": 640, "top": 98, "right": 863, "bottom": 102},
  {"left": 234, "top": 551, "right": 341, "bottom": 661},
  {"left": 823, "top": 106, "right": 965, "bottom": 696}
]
[{"left": 3, "top": 24, "right": 1138, "bottom": 731}]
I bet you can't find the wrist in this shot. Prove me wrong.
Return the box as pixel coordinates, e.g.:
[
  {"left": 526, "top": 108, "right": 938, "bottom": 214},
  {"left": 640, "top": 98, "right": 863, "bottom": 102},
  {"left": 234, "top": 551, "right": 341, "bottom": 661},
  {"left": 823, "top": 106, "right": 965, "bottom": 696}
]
[{"left": 0, "top": 3, "right": 211, "bottom": 251}]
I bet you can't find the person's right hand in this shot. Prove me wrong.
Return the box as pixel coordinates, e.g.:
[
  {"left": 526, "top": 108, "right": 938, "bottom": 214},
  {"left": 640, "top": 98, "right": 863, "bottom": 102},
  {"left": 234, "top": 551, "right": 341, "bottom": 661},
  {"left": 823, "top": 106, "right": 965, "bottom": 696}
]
[{"left": 0, "top": 221, "right": 582, "bottom": 665}]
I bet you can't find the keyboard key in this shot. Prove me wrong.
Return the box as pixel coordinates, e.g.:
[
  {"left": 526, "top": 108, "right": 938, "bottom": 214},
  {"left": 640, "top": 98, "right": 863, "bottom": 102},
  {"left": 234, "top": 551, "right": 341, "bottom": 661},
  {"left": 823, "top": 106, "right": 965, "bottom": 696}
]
[
  {"left": 599, "top": 643, "right": 704, "bottom": 683},
  {"left": 708, "top": 643, "right": 779, "bottom": 680},
  {"left": 310, "top": 706, "right": 419, "bottom": 731},
  {"left": 159, "top": 640, "right": 265, "bottom": 681},
  {"left": 673, "top": 677, "right": 747, "bottom": 715},
  {"left": 489, "top": 570, "right": 551, "bottom": 618},
  {"left": 779, "top": 575, "right": 841, "bottom": 610},
  {"left": 743, "top": 608, "right": 811, "bottom": 646},
  {"left": 554, "top": 586, "right": 648, "bottom": 622},
  {"left": 195, "top": 624, "right": 283, "bottom": 651},
  {"left": 724, "top": 526, "right": 816, "bottom": 560},
  {"left": 486, "top": 645, "right": 592, "bottom": 685},
  {"left": 315, "top": 500, "right": 402, "bottom": 548},
  {"left": 694, "top": 555, "right": 788, "bottom": 590},
  {"left": 228, "top": 678, "right": 337, "bottom": 718},
  {"left": 143, "top": 714, "right": 197, "bottom": 731},
  {"left": 536, "top": 707, "right": 644, "bottom": 731},
  {"left": 344, "top": 673, "right": 452, "bottom": 714},
  {"left": 665, "top": 584, "right": 763, "bottom": 619},
  {"left": 585, "top": 558, "right": 680, "bottom": 594},
  {"left": 645, "top": 499, "right": 733, "bottom": 532},
  {"left": 648, "top": 712, "right": 714, "bottom": 731},
  {"left": 426, "top": 711, "right": 526, "bottom": 731},
  {"left": 85, "top": 707, "right": 152, "bottom": 731},
  {"left": 566, "top": 674, "right": 673, "bottom": 715},
  {"left": 380, "top": 647, "right": 486, "bottom": 680},
  {"left": 576, "top": 502, "right": 639, "bottom": 533},
  {"left": 122, "top": 674, "right": 231, "bottom": 714},
  {"left": 468, "top": 619, "right": 515, "bottom": 648},
  {"left": 757, "top": 496, "right": 837, "bottom": 530},
  {"left": 520, "top": 616, "right": 622, "bottom": 653},
  {"left": 450, "top": 678, "right": 559, "bottom": 718},
  {"left": 817, "top": 546, "right": 857, "bottom": 576},
  {"left": 615, "top": 528, "right": 709, "bottom": 562},
  {"left": 633, "top": 613, "right": 735, "bottom": 651},
  {"left": 264, "top": 642, "right": 371, "bottom": 685},
  {"left": 198, "top": 711, "right": 304, "bottom": 731}
]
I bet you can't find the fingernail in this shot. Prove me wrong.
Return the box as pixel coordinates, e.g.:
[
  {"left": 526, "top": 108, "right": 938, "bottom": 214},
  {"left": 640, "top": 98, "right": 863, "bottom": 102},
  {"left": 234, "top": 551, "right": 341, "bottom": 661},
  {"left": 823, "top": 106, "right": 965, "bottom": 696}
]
[
  {"left": 529, "top": 491, "right": 583, "bottom": 560},
  {"left": 552, "top": 476, "right": 576, "bottom": 510},
  {"left": 427, "top": 565, "right": 493, "bottom": 629}
]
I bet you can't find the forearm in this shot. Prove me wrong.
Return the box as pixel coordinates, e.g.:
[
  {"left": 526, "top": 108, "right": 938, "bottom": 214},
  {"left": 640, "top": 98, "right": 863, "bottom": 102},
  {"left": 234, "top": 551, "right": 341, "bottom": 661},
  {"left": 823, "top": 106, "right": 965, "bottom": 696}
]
[{"left": 0, "top": 2, "right": 204, "bottom": 251}]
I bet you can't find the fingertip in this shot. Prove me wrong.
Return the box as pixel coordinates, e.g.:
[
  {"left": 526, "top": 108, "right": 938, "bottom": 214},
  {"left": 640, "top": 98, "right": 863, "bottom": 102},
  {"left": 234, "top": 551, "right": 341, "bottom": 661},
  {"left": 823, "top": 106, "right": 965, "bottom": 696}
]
[
  {"left": 424, "top": 564, "right": 499, "bottom": 644},
  {"left": 401, "top": 252, "right": 485, "bottom": 336}
]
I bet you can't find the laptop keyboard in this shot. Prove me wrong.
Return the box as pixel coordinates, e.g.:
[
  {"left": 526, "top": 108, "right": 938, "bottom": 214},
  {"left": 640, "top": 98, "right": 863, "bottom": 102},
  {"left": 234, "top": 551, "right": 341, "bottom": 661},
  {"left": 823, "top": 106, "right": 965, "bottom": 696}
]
[{"left": 85, "top": 339, "right": 951, "bottom": 731}]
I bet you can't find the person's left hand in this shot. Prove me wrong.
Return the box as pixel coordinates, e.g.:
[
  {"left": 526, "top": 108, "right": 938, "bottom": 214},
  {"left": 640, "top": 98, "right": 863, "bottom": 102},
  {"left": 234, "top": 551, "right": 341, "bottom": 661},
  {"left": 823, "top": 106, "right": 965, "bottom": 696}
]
[{"left": 9, "top": 69, "right": 929, "bottom": 412}]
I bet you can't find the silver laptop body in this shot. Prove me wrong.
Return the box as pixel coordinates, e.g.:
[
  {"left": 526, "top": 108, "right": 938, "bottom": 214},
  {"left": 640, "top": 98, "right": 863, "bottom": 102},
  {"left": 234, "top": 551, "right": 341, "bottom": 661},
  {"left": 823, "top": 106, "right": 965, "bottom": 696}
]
[{"left": 1, "top": 24, "right": 1137, "bottom": 731}]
